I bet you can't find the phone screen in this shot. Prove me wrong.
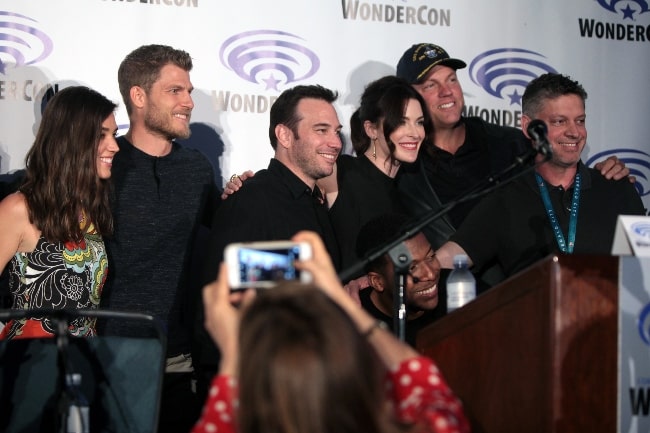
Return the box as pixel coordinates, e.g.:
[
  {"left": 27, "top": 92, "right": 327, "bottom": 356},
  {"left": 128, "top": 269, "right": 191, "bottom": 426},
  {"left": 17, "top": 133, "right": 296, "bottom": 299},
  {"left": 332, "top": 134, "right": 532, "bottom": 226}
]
[{"left": 237, "top": 245, "right": 301, "bottom": 285}]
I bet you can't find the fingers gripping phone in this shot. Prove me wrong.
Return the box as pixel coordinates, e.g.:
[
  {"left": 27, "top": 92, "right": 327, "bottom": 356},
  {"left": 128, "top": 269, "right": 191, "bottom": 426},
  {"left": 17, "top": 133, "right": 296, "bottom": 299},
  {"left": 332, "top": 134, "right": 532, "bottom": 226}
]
[{"left": 225, "top": 241, "right": 313, "bottom": 289}]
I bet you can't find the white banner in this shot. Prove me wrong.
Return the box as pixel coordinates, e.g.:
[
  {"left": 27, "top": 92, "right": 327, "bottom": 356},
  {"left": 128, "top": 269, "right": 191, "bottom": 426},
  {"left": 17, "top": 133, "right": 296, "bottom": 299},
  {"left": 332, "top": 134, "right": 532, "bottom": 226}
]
[
  {"left": 1, "top": 0, "right": 648, "bottom": 214},
  {"left": 620, "top": 257, "right": 650, "bottom": 432}
]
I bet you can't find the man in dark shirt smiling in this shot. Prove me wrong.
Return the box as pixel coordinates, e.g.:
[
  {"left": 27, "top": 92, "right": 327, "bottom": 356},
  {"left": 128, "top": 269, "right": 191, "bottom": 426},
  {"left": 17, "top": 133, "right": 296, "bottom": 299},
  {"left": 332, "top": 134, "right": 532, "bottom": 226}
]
[
  {"left": 201, "top": 84, "right": 342, "bottom": 276},
  {"left": 196, "top": 84, "right": 343, "bottom": 398}
]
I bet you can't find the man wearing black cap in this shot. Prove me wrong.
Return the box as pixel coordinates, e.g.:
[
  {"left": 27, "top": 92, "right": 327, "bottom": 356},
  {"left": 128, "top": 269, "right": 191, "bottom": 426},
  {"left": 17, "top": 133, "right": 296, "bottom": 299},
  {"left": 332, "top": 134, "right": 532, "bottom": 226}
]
[{"left": 394, "top": 43, "right": 630, "bottom": 290}]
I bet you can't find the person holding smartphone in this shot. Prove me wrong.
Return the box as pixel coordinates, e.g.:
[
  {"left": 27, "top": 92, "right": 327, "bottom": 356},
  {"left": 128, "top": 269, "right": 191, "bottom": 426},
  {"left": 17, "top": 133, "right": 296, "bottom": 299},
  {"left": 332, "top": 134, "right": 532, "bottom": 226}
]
[{"left": 193, "top": 230, "right": 470, "bottom": 433}]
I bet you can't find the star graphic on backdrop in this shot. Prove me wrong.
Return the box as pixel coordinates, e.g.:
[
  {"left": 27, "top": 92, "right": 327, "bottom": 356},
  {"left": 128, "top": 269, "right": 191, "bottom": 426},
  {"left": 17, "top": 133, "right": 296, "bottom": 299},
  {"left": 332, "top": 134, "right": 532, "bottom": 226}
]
[
  {"left": 508, "top": 88, "right": 522, "bottom": 106},
  {"left": 262, "top": 74, "right": 281, "bottom": 91},
  {"left": 621, "top": 4, "right": 636, "bottom": 20}
]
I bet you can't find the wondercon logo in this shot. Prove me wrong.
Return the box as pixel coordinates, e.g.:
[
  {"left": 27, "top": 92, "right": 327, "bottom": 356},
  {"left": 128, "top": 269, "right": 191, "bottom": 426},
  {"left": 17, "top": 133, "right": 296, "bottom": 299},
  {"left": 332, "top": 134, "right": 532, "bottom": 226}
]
[
  {"left": 586, "top": 149, "right": 650, "bottom": 197},
  {"left": 0, "top": 11, "right": 53, "bottom": 75},
  {"left": 468, "top": 48, "right": 557, "bottom": 106},
  {"left": 596, "top": 0, "right": 650, "bottom": 20},
  {"left": 638, "top": 302, "right": 650, "bottom": 345},
  {"left": 631, "top": 221, "right": 650, "bottom": 238},
  {"left": 219, "top": 30, "right": 320, "bottom": 91}
]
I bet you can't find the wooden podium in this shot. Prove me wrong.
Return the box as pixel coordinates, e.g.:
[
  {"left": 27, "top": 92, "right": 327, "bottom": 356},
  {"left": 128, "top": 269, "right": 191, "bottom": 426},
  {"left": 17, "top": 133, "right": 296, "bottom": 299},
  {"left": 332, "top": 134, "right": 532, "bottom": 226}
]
[{"left": 417, "top": 254, "right": 618, "bottom": 433}]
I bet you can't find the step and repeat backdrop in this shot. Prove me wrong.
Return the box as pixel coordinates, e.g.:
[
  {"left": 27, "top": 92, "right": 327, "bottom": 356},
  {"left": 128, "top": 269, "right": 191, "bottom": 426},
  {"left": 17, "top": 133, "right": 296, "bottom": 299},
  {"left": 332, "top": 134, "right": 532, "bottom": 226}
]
[
  {"left": 1, "top": 0, "right": 649, "bottom": 209},
  {"left": 1, "top": 0, "right": 650, "bottom": 429}
]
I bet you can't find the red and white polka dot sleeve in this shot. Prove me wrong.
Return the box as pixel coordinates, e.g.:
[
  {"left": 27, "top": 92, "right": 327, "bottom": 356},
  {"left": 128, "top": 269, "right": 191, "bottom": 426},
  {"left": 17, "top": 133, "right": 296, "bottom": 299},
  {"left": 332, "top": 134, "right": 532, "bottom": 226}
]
[
  {"left": 387, "top": 356, "right": 470, "bottom": 433},
  {"left": 191, "top": 374, "right": 238, "bottom": 433}
]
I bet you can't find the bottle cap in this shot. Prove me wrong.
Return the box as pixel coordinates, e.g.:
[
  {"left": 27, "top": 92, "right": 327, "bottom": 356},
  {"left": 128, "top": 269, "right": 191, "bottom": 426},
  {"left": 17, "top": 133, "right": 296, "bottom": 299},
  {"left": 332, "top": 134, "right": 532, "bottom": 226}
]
[{"left": 453, "top": 254, "right": 468, "bottom": 265}]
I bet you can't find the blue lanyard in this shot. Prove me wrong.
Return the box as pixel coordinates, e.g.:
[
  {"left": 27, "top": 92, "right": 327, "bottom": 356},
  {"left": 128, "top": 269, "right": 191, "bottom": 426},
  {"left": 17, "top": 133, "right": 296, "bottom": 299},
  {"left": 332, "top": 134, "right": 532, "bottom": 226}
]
[{"left": 535, "top": 172, "right": 581, "bottom": 254}]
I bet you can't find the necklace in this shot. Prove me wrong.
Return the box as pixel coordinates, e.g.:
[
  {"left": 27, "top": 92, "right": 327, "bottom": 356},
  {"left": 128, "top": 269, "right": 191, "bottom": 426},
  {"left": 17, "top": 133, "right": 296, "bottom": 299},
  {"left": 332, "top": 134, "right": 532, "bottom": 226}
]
[{"left": 535, "top": 172, "right": 581, "bottom": 253}]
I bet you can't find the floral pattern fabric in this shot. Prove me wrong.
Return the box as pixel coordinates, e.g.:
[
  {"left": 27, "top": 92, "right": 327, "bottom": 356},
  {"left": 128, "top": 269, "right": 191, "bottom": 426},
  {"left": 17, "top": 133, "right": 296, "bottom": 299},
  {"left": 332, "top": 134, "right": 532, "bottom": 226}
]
[{"left": 0, "top": 221, "right": 107, "bottom": 339}]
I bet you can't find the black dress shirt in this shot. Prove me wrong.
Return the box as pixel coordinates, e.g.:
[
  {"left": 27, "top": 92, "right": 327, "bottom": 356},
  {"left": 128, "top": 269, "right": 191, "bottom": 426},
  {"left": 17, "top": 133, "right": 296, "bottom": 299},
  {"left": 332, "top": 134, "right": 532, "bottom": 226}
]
[{"left": 202, "top": 158, "right": 340, "bottom": 283}]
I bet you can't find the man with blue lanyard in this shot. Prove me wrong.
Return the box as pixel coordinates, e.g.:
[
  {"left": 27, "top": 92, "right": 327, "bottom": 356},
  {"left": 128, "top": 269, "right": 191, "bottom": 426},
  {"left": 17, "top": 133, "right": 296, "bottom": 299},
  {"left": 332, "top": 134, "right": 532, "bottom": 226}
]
[{"left": 434, "top": 73, "right": 646, "bottom": 279}]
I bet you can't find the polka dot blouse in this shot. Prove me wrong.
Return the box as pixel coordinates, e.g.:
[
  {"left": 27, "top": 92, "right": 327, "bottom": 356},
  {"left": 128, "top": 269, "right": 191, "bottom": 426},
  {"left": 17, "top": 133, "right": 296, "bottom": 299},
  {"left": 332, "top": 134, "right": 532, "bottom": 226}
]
[{"left": 191, "top": 355, "right": 470, "bottom": 433}]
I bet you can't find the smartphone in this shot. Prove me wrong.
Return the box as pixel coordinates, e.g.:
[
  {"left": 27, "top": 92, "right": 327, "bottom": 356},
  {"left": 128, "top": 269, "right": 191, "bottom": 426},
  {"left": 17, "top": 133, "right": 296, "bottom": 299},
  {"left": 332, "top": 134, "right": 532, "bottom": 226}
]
[{"left": 224, "top": 240, "right": 313, "bottom": 289}]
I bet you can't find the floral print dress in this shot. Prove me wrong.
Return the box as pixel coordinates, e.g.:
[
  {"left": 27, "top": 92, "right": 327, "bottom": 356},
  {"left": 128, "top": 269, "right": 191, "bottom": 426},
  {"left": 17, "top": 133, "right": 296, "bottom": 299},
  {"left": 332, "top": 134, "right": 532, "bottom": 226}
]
[{"left": 0, "top": 220, "right": 108, "bottom": 339}]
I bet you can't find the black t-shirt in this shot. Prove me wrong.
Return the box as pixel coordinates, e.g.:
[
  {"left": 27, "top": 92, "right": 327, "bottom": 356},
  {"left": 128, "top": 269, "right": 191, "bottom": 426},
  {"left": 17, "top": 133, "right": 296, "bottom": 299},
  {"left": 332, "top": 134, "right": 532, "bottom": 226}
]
[{"left": 359, "top": 286, "right": 445, "bottom": 347}]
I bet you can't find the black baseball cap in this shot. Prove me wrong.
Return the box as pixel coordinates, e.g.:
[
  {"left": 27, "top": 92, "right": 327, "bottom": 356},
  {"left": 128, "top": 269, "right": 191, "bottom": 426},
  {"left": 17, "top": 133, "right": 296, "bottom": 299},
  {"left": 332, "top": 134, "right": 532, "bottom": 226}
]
[{"left": 396, "top": 43, "right": 467, "bottom": 84}]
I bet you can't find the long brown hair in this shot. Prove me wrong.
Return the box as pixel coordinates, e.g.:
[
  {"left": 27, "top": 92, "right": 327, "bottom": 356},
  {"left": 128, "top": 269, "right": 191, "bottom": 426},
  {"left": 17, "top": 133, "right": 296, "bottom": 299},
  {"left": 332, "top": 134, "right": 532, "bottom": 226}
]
[
  {"left": 21, "top": 86, "right": 117, "bottom": 242},
  {"left": 237, "top": 282, "right": 405, "bottom": 433}
]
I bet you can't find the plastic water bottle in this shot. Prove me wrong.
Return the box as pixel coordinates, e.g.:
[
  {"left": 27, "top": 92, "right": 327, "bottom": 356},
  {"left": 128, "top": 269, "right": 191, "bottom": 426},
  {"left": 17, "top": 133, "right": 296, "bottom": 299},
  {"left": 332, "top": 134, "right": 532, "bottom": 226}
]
[{"left": 446, "top": 254, "right": 476, "bottom": 312}]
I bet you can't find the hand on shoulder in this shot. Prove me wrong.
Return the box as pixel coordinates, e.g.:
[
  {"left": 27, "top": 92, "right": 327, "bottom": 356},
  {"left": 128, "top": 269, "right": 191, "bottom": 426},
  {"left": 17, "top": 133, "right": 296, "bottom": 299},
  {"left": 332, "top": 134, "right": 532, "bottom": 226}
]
[{"left": 221, "top": 170, "right": 255, "bottom": 200}]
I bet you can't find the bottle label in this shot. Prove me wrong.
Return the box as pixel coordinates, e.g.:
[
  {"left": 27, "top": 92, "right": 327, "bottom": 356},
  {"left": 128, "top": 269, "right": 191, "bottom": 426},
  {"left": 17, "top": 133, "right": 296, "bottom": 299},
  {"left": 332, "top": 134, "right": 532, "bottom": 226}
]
[{"left": 447, "top": 281, "right": 476, "bottom": 310}]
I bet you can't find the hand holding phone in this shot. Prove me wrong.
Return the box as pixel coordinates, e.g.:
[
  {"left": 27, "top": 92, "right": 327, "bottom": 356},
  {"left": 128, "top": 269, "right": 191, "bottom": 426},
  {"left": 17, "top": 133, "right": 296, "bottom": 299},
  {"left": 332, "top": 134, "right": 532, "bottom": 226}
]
[{"left": 224, "top": 240, "right": 313, "bottom": 289}]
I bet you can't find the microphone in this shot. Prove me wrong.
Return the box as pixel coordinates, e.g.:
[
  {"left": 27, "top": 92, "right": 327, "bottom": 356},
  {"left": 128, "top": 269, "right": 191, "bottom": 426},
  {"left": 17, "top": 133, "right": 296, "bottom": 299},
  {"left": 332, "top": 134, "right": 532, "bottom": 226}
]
[{"left": 526, "top": 119, "right": 552, "bottom": 159}]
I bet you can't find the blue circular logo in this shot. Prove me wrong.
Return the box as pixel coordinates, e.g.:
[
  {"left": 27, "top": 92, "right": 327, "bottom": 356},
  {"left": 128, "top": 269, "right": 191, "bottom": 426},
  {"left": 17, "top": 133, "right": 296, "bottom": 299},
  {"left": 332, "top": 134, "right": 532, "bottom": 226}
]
[
  {"left": 0, "top": 11, "right": 53, "bottom": 75},
  {"left": 596, "top": 0, "right": 650, "bottom": 20},
  {"left": 219, "top": 29, "right": 320, "bottom": 91},
  {"left": 638, "top": 302, "right": 650, "bottom": 345},
  {"left": 468, "top": 48, "right": 557, "bottom": 106},
  {"left": 586, "top": 148, "right": 650, "bottom": 198}
]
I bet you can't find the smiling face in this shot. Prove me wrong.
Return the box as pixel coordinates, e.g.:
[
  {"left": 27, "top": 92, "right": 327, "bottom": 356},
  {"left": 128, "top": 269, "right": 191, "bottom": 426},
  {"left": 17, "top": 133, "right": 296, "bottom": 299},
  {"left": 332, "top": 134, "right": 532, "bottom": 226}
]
[
  {"left": 96, "top": 113, "right": 119, "bottom": 179},
  {"left": 373, "top": 98, "right": 426, "bottom": 165},
  {"left": 143, "top": 63, "right": 194, "bottom": 140},
  {"left": 523, "top": 94, "right": 587, "bottom": 169},
  {"left": 412, "top": 64, "right": 464, "bottom": 130},
  {"left": 370, "top": 232, "right": 440, "bottom": 314},
  {"left": 403, "top": 233, "right": 440, "bottom": 311},
  {"left": 388, "top": 98, "right": 425, "bottom": 164},
  {"left": 285, "top": 98, "right": 342, "bottom": 184}
]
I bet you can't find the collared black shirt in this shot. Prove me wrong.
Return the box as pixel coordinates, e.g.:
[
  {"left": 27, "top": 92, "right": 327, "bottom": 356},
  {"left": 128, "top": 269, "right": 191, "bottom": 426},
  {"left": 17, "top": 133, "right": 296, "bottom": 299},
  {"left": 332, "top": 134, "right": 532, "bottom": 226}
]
[
  {"left": 451, "top": 161, "right": 646, "bottom": 280},
  {"left": 202, "top": 158, "right": 340, "bottom": 283}
]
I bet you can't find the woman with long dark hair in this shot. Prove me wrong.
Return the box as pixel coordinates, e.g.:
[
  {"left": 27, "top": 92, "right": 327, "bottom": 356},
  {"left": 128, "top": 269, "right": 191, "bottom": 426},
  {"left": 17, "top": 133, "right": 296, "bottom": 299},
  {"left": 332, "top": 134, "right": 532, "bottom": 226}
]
[{"left": 0, "top": 85, "right": 119, "bottom": 338}]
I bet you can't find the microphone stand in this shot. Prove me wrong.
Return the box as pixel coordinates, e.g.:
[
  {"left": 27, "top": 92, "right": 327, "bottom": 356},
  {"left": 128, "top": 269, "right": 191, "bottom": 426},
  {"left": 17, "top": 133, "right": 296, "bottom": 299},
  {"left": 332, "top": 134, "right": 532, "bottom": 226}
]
[
  {"left": 339, "top": 146, "right": 550, "bottom": 340},
  {"left": 53, "top": 310, "right": 89, "bottom": 433},
  {"left": 386, "top": 241, "right": 412, "bottom": 341},
  {"left": 0, "top": 308, "right": 165, "bottom": 432}
]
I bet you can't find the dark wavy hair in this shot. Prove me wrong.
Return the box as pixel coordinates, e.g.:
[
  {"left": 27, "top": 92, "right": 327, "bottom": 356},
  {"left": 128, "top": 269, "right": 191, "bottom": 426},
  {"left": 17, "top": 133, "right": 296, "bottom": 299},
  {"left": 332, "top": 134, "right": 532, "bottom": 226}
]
[
  {"left": 117, "top": 44, "right": 193, "bottom": 115},
  {"left": 268, "top": 84, "right": 339, "bottom": 150},
  {"left": 522, "top": 72, "right": 588, "bottom": 118},
  {"left": 350, "top": 75, "right": 433, "bottom": 166},
  {"left": 237, "top": 282, "right": 406, "bottom": 433},
  {"left": 20, "top": 86, "right": 117, "bottom": 242}
]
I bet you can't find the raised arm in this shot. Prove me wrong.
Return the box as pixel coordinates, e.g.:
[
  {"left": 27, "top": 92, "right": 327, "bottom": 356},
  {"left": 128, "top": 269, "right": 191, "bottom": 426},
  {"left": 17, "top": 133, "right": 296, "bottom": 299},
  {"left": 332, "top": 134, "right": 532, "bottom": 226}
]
[
  {"left": 292, "top": 230, "right": 470, "bottom": 433},
  {"left": 292, "top": 230, "right": 420, "bottom": 368}
]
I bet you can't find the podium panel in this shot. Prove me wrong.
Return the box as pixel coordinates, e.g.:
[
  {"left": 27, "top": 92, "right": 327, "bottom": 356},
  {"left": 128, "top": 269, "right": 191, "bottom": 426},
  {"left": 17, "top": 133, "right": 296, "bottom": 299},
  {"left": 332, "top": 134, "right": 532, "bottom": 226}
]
[{"left": 417, "top": 254, "right": 618, "bottom": 433}]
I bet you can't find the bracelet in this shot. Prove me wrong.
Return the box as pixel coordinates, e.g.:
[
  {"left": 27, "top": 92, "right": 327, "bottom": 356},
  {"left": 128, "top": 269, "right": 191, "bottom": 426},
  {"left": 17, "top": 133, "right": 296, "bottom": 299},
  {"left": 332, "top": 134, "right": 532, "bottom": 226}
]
[{"left": 362, "top": 320, "right": 389, "bottom": 338}]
